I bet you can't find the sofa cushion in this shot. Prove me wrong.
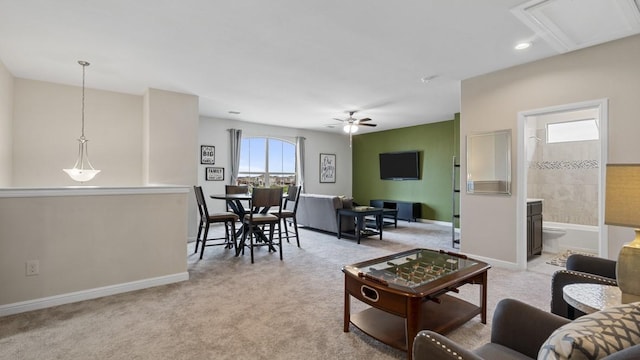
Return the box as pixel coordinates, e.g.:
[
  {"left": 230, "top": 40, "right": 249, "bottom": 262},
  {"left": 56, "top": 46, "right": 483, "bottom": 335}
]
[
  {"left": 537, "top": 302, "right": 640, "bottom": 360},
  {"left": 296, "top": 194, "right": 354, "bottom": 233}
]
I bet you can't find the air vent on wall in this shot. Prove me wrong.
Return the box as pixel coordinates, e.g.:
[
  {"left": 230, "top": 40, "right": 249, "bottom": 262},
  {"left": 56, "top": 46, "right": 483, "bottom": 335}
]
[{"left": 512, "top": 0, "right": 640, "bottom": 53}]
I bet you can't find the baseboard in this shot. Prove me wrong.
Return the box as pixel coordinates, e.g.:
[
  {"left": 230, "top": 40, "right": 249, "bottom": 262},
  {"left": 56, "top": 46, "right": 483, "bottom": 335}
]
[
  {"left": 471, "top": 254, "right": 522, "bottom": 271},
  {"left": 0, "top": 272, "right": 189, "bottom": 317},
  {"left": 417, "top": 218, "right": 454, "bottom": 227}
]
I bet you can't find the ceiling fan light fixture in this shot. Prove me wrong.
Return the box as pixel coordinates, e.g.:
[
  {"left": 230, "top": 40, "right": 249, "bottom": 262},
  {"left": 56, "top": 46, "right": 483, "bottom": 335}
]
[{"left": 343, "top": 124, "right": 358, "bottom": 134}]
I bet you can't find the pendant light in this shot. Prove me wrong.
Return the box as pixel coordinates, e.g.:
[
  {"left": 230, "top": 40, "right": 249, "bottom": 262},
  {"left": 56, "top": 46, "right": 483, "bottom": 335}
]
[{"left": 63, "top": 60, "right": 100, "bottom": 182}]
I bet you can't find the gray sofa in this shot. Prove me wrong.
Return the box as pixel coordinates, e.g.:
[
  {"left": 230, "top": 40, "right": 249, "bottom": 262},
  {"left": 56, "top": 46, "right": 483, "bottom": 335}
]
[{"left": 295, "top": 194, "right": 354, "bottom": 234}]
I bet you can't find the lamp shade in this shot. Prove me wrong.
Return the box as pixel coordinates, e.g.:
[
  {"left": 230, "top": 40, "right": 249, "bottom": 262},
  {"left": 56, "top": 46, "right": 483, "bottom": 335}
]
[
  {"left": 605, "top": 163, "right": 640, "bottom": 302},
  {"left": 63, "top": 168, "right": 101, "bottom": 182},
  {"left": 605, "top": 164, "right": 640, "bottom": 228}
]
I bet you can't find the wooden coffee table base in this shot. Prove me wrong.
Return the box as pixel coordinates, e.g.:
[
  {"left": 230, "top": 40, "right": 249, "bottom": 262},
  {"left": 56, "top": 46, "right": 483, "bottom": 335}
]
[
  {"left": 342, "top": 249, "right": 490, "bottom": 360},
  {"left": 343, "top": 271, "right": 487, "bottom": 360},
  {"left": 345, "top": 294, "right": 483, "bottom": 354}
]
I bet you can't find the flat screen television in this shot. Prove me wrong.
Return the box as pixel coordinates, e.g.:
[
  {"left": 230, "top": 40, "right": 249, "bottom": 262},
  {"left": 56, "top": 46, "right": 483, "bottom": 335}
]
[{"left": 379, "top": 151, "right": 420, "bottom": 180}]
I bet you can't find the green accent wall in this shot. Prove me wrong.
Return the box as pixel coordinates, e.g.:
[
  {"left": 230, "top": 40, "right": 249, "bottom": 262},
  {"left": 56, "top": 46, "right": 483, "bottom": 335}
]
[{"left": 352, "top": 113, "right": 460, "bottom": 222}]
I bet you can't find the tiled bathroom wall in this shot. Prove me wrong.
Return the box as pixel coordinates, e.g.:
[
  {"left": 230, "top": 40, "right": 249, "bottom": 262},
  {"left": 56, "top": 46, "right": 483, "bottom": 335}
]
[{"left": 527, "top": 129, "right": 599, "bottom": 226}]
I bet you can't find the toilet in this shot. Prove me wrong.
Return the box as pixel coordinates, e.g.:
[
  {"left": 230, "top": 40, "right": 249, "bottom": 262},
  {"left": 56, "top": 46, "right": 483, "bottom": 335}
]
[{"left": 542, "top": 226, "right": 566, "bottom": 254}]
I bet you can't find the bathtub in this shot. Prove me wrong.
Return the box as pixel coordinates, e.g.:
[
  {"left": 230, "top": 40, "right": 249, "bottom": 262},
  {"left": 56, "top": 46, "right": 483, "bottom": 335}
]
[{"left": 542, "top": 221, "right": 599, "bottom": 254}]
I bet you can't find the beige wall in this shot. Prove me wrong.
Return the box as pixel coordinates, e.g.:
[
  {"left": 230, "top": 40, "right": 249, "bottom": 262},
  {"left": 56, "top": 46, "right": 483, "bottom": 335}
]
[
  {"left": 0, "top": 188, "right": 188, "bottom": 309},
  {"left": 0, "top": 60, "right": 12, "bottom": 186},
  {"left": 143, "top": 89, "right": 199, "bottom": 238},
  {"left": 1, "top": 70, "right": 197, "bottom": 314},
  {"left": 461, "top": 34, "right": 640, "bottom": 264},
  {"left": 198, "top": 117, "right": 353, "bottom": 213},
  {"left": 144, "top": 88, "right": 198, "bottom": 186},
  {"left": 13, "top": 78, "right": 143, "bottom": 186}
]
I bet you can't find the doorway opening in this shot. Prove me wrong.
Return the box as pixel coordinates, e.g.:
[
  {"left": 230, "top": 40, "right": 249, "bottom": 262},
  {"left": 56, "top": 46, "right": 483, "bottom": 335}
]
[{"left": 517, "top": 99, "right": 608, "bottom": 271}]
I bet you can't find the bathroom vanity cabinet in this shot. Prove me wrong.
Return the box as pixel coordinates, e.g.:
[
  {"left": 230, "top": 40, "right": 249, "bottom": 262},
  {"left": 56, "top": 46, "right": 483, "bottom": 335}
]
[{"left": 527, "top": 200, "right": 543, "bottom": 258}]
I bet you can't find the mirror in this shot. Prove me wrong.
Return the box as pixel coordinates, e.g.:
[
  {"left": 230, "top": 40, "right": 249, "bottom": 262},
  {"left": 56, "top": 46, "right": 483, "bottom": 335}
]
[{"left": 466, "top": 129, "right": 511, "bottom": 195}]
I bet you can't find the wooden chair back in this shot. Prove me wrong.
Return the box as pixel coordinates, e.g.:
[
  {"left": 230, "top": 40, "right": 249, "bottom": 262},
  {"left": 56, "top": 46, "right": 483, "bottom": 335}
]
[
  {"left": 284, "top": 185, "right": 301, "bottom": 213},
  {"left": 252, "top": 187, "right": 283, "bottom": 210},
  {"left": 225, "top": 185, "right": 249, "bottom": 194},
  {"left": 193, "top": 186, "right": 209, "bottom": 218}
]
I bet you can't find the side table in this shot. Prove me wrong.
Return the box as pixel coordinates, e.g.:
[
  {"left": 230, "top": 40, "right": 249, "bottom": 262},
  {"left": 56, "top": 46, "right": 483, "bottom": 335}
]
[
  {"left": 563, "top": 283, "right": 621, "bottom": 316},
  {"left": 336, "top": 207, "right": 384, "bottom": 244}
]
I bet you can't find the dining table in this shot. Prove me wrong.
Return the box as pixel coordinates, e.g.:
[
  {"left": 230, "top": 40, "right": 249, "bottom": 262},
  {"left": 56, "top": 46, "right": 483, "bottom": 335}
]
[{"left": 209, "top": 192, "right": 282, "bottom": 255}]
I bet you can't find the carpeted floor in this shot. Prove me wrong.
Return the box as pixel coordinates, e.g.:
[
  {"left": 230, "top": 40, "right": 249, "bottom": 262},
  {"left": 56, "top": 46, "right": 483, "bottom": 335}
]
[{"left": 0, "top": 221, "right": 554, "bottom": 360}]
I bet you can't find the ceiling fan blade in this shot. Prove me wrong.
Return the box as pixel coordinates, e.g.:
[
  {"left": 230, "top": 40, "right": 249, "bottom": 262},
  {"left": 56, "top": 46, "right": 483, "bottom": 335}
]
[
  {"left": 359, "top": 123, "right": 377, "bottom": 127},
  {"left": 333, "top": 118, "right": 345, "bottom": 122},
  {"left": 358, "top": 118, "right": 372, "bottom": 122}
]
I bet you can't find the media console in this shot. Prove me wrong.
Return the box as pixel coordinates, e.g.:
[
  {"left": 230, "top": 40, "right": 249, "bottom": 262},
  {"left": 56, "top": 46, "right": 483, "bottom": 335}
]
[{"left": 369, "top": 200, "right": 421, "bottom": 222}]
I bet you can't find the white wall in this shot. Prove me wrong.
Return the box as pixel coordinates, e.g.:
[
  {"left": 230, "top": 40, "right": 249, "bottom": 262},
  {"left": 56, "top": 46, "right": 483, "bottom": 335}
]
[
  {"left": 198, "top": 116, "right": 353, "bottom": 213},
  {"left": 12, "top": 79, "right": 143, "bottom": 186},
  {"left": 461, "top": 34, "right": 640, "bottom": 264},
  {"left": 0, "top": 60, "right": 13, "bottom": 186}
]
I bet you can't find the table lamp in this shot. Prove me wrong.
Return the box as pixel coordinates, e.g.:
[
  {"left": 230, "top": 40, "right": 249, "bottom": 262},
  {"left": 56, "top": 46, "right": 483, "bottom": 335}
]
[{"left": 605, "top": 164, "right": 640, "bottom": 302}]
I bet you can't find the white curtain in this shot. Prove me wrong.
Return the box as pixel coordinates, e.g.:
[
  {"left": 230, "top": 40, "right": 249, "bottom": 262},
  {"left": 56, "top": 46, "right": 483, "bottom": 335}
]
[
  {"left": 228, "top": 129, "right": 242, "bottom": 185},
  {"left": 296, "top": 136, "right": 306, "bottom": 192}
]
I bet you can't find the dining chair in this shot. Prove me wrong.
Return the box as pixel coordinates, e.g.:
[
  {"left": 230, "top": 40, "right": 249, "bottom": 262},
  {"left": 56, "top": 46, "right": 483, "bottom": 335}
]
[
  {"left": 224, "top": 185, "right": 249, "bottom": 211},
  {"left": 225, "top": 185, "right": 248, "bottom": 194},
  {"left": 272, "top": 185, "right": 301, "bottom": 247},
  {"left": 193, "top": 186, "right": 239, "bottom": 259},
  {"left": 240, "top": 187, "right": 283, "bottom": 263}
]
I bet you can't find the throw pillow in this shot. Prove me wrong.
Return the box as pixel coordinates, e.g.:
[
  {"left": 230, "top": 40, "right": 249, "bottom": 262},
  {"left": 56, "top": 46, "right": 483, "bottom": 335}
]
[
  {"left": 537, "top": 302, "right": 640, "bottom": 360},
  {"left": 342, "top": 197, "right": 354, "bottom": 209}
]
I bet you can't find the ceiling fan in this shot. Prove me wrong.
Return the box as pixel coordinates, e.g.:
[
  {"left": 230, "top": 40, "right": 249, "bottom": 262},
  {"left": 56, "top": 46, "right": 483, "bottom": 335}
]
[
  {"left": 333, "top": 110, "right": 377, "bottom": 147},
  {"left": 333, "top": 110, "right": 377, "bottom": 134}
]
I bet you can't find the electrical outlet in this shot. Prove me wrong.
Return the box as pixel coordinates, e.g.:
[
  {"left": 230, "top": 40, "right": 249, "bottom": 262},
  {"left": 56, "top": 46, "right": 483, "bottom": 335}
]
[{"left": 26, "top": 260, "right": 39, "bottom": 276}]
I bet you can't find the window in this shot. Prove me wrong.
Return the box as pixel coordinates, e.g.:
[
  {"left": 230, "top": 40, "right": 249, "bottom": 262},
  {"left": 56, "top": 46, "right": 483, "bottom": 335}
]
[
  {"left": 546, "top": 119, "right": 599, "bottom": 144},
  {"left": 238, "top": 137, "right": 296, "bottom": 189}
]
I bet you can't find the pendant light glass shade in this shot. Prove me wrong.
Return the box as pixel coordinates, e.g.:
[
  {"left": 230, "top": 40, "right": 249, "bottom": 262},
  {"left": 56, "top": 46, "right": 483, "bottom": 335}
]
[{"left": 63, "top": 60, "right": 100, "bottom": 182}]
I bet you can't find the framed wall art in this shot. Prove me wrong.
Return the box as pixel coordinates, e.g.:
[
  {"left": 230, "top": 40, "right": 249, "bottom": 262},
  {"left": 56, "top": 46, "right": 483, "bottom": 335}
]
[
  {"left": 205, "top": 167, "right": 224, "bottom": 181},
  {"left": 200, "top": 145, "right": 215, "bottom": 164},
  {"left": 319, "top": 153, "right": 336, "bottom": 183}
]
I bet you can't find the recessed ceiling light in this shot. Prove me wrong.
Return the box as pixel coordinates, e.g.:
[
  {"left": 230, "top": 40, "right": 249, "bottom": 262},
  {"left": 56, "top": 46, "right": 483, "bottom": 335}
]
[
  {"left": 228, "top": 111, "right": 241, "bottom": 115},
  {"left": 515, "top": 42, "right": 531, "bottom": 50}
]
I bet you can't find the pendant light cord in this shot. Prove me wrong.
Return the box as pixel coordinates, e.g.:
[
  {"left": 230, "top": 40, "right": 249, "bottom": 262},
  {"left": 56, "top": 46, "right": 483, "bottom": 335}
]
[
  {"left": 78, "top": 60, "right": 89, "bottom": 140},
  {"left": 81, "top": 63, "right": 85, "bottom": 138}
]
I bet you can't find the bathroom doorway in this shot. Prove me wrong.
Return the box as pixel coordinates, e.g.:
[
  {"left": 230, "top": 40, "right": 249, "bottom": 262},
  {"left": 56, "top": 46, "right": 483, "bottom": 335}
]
[{"left": 516, "top": 99, "right": 608, "bottom": 270}]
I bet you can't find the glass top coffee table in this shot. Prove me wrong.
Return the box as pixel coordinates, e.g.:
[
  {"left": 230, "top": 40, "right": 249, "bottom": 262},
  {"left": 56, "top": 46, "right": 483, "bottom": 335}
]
[{"left": 342, "top": 248, "right": 490, "bottom": 360}]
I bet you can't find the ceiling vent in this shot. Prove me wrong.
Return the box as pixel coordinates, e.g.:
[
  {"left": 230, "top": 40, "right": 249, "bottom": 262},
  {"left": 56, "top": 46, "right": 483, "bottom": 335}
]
[{"left": 512, "top": 0, "right": 640, "bottom": 53}]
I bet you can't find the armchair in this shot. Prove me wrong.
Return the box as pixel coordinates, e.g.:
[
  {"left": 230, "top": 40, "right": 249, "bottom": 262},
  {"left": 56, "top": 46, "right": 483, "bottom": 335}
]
[
  {"left": 551, "top": 254, "right": 617, "bottom": 319},
  {"left": 413, "top": 298, "right": 640, "bottom": 360},
  {"left": 414, "top": 299, "right": 568, "bottom": 360}
]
